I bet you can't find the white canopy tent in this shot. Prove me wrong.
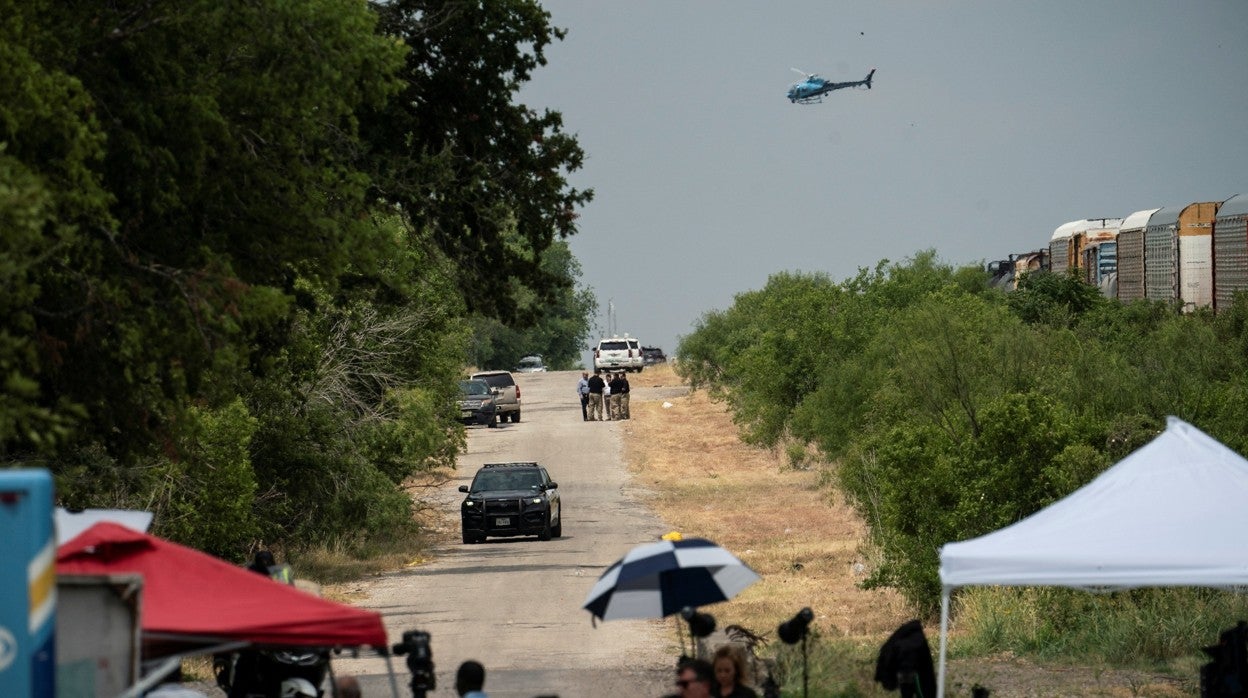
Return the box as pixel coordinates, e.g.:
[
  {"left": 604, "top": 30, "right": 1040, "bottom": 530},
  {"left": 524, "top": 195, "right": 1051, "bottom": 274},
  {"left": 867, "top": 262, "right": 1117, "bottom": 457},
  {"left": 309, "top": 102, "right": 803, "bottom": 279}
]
[{"left": 935, "top": 417, "right": 1248, "bottom": 697}]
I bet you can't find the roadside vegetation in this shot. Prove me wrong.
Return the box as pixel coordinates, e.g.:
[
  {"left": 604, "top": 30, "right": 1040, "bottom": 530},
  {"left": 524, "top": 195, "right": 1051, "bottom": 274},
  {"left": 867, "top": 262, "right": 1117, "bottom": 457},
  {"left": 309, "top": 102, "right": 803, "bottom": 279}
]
[
  {"left": 673, "top": 255, "right": 1248, "bottom": 695},
  {"left": 0, "top": 1, "right": 596, "bottom": 562}
]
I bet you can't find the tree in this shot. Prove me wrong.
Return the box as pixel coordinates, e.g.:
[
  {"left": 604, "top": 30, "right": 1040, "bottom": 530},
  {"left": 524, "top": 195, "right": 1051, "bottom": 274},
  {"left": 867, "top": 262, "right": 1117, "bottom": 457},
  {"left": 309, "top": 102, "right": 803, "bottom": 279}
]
[
  {"left": 364, "top": 0, "right": 593, "bottom": 323},
  {"left": 2, "top": 0, "right": 406, "bottom": 467},
  {"left": 1008, "top": 269, "right": 1105, "bottom": 325},
  {"left": 468, "top": 241, "right": 597, "bottom": 370},
  {"left": 0, "top": 0, "right": 110, "bottom": 456}
]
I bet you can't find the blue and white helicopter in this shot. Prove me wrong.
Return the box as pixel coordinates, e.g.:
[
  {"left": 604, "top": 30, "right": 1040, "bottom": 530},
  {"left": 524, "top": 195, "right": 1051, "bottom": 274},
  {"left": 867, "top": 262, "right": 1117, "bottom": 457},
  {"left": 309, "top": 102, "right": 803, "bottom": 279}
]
[{"left": 787, "top": 67, "right": 875, "bottom": 104}]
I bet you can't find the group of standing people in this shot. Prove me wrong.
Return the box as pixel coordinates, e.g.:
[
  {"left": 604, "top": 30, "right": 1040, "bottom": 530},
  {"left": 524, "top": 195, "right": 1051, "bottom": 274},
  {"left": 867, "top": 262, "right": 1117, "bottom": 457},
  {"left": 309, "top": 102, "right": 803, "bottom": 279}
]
[{"left": 577, "top": 370, "right": 631, "bottom": 421}]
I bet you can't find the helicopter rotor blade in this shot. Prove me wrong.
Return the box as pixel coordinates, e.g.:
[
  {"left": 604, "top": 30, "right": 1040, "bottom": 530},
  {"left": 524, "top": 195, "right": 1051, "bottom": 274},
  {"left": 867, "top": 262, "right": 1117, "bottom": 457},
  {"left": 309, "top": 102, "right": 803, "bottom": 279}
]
[{"left": 790, "top": 67, "right": 813, "bottom": 78}]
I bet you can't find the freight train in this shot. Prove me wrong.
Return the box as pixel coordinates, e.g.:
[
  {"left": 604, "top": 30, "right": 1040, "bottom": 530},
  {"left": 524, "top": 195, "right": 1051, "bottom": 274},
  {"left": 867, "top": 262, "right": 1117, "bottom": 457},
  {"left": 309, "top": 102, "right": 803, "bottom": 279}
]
[{"left": 987, "top": 193, "right": 1248, "bottom": 312}]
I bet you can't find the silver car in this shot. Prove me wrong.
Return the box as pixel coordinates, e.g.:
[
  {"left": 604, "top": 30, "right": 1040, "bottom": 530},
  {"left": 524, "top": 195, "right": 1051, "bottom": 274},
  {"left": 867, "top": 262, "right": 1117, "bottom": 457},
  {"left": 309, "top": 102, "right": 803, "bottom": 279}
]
[{"left": 514, "top": 355, "right": 547, "bottom": 373}]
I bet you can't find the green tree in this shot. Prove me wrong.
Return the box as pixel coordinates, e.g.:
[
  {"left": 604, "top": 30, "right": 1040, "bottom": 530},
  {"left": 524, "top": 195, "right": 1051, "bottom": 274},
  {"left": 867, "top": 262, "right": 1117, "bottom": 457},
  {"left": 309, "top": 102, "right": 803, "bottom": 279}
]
[
  {"left": 1008, "top": 268, "right": 1106, "bottom": 326},
  {"left": 242, "top": 218, "right": 469, "bottom": 547},
  {"left": 0, "top": 0, "right": 110, "bottom": 455},
  {"left": 469, "top": 241, "right": 597, "bottom": 370},
  {"left": 364, "top": 0, "right": 593, "bottom": 323},
  {"left": 5, "top": 0, "right": 405, "bottom": 465}
]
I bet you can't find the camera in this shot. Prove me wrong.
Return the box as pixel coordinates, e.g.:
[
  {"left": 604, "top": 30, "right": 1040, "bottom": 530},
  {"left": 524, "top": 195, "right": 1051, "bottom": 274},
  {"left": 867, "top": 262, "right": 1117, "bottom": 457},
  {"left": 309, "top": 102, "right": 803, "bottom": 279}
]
[{"left": 393, "top": 630, "right": 435, "bottom": 697}]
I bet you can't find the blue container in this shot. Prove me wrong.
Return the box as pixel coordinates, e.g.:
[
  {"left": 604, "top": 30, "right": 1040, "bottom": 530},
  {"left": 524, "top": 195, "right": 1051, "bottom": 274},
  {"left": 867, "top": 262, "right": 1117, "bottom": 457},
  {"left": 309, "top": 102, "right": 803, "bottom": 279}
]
[{"left": 0, "top": 469, "right": 56, "bottom": 697}]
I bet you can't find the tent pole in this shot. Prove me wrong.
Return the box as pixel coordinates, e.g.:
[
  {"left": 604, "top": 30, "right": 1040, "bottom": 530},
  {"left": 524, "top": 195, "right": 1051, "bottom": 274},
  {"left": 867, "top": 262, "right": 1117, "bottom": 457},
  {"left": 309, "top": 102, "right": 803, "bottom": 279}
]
[
  {"left": 384, "top": 652, "right": 402, "bottom": 698},
  {"left": 937, "top": 587, "right": 950, "bottom": 698}
]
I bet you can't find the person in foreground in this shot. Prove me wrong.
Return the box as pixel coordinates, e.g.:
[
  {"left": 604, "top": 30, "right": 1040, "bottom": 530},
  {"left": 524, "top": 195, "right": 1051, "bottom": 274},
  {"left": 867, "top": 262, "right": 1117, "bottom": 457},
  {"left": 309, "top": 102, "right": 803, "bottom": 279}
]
[
  {"left": 712, "top": 645, "right": 758, "bottom": 698},
  {"left": 668, "top": 658, "right": 714, "bottom": 698},
  {"left": 456, "top": 660, "right": 489, "bottom": 697}
]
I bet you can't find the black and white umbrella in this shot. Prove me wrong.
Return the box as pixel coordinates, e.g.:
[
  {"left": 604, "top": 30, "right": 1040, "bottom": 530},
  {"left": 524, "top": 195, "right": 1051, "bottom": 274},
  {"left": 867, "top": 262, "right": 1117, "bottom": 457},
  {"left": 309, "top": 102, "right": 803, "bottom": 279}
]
[{"left": 583, "top": 537, "right": 760, "bottom": 621}]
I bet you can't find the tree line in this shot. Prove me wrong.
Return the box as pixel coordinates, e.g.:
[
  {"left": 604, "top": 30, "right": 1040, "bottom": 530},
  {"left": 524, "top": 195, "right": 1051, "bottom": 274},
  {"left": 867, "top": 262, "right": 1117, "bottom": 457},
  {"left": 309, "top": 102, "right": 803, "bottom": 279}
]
[
  {"left": 0, "top": 0, "right": 596, "bottom": 558},
  {"left": 678, "top": 251, "right": 1248, "bottom": 615}
]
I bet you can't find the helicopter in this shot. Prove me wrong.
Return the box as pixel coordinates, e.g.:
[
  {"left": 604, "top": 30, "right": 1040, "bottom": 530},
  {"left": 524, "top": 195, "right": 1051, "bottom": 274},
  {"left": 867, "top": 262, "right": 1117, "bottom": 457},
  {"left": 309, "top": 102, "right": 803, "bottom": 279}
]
[{"left": 787, "top": 67, "right": 875, "bottom": 104}]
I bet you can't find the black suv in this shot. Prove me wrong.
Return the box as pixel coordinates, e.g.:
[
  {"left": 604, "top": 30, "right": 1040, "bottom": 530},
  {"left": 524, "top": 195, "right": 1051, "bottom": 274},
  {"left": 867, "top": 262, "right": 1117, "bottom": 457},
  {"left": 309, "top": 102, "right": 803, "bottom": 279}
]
[
  {"left": 458, "top": 462, "right": 562, "bottom": 544},
  {"left": 456, "top": 379, "right": 498, "bottom": 427},
  {"left": 642, "top": 346, "right": 667, "bottom": 365}
]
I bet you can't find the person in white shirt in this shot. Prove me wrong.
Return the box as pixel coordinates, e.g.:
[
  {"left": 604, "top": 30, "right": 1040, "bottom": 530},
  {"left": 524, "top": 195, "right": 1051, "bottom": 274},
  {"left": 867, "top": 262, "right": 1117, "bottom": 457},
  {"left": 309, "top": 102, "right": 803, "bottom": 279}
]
[{"left": 576, "top": 372, "right": 590, "bottom": 421}]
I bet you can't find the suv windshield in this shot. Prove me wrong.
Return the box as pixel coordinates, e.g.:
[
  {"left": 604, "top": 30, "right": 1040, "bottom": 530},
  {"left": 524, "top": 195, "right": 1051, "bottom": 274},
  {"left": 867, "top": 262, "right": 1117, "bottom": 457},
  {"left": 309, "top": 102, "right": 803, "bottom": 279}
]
[
  {"left": 459, "top": 380, "right": 490, "bottom": 396},
  {"left": 471, "top": 468, "right": 543, "bottom": 492},
  {"left": 476, "top": 373, "right": 514, "bottom": 388}
]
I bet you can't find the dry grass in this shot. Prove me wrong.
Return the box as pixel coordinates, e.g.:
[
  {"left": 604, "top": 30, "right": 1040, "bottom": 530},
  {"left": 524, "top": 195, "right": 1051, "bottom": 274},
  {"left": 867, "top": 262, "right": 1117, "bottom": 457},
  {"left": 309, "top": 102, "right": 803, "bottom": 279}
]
[{"left": 621, "top": 364, "right": 909, "bottom": 641}]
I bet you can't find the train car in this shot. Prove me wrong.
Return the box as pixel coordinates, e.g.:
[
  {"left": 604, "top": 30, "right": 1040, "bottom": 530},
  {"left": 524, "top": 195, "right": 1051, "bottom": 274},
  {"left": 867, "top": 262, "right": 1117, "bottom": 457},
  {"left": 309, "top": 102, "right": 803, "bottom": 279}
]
[
  {"left": 1013, "top": 249, "right": 1050, "bottom": 283},
  {"left": 1049, "top": 222, "right": 1076, "bottom": 274},
  {"left": 986, "top": 249, "right": 1050, "bottom": 292},
  {"left": 1049, "top": 219, "right": 1121, "bottom": 277},
  {"left": 1214, "top": 193, "right": 1248, "bottom": 312},
  {"left": 1115, "top": 208, "right": 1160, "bottom": 302},
  {"left": 1177, "top": 201, "right": 1220, "bottom": 311},
  {"left": 1143, "top": 202, "right": 1220, "bottom": 309},
  {"left": 1143, "top": 207, "right": 1182, "bottom": 302},
  {"left": 1083, "top": 238, "right": 1118, "bottom": 296}
]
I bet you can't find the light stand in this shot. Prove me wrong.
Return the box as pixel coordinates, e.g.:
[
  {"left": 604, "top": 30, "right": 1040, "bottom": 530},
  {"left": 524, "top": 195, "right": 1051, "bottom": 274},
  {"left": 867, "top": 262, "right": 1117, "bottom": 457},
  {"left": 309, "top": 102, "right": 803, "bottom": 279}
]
[
  {"left": 777, "top": 607, "right": 814, "bottom": 698},
  {"left": 392, "top": 630, "right": 435, "bottom": 698},
  {"left": 681, "top": 606, "right": 716, "bottom": 660}
]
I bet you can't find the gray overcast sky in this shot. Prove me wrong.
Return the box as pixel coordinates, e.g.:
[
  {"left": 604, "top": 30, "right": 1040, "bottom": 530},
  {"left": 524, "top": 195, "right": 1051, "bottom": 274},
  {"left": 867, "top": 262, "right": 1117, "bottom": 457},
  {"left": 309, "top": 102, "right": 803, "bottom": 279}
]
[{"left": 518, "top": 1, "right": 1248, "bottom": 359}]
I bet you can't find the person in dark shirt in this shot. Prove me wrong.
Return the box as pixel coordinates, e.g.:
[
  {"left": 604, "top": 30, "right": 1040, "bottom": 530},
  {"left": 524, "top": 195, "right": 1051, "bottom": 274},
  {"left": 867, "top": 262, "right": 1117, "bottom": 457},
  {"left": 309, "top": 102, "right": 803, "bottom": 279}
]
[
  {"left": 587, "top": 371, "right": 606, "bottom": 421},
  {"left": 617, "top": 372, "right": 631, "bottom": 419},
  {"left": 608, "top": 373, "right": 626, "bottom": 420}
]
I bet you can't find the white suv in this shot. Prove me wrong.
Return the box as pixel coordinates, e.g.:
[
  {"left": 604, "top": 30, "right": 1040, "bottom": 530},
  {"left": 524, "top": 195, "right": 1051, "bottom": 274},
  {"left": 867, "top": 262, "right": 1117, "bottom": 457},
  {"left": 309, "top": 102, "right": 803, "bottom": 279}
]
[{"left": 593, "top": 336, "right": 644, "bottom": 373}]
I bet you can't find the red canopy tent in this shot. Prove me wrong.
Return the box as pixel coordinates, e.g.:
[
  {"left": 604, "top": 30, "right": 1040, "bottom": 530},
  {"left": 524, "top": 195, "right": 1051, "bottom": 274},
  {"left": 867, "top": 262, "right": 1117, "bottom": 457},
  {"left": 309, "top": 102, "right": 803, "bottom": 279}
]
[{"left": 57, "top": 522, "right": 388, "bottom": 649}]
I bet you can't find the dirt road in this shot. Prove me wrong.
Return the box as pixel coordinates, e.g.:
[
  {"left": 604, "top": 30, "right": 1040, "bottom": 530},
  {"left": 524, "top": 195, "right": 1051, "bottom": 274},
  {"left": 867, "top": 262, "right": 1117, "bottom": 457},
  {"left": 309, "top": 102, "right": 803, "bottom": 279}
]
[{"left": 335, "top": 370, "right": 676, "bottom": 697}]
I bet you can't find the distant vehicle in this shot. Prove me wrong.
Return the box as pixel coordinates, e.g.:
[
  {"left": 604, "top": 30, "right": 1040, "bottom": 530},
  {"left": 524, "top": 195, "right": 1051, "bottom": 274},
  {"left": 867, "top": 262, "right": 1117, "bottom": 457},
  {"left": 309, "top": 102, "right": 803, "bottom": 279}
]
[
  {"left": 642, "top": 346, "right": 667, "bottom": 365},
  {"left": 787, "top": 67, "right": 875, "bottom": 104},
  {"left": 593, "top": 335, "right": 643, "bottom": 373},
  {"left": 458, "top": 462, "right": 562, "bottom": 543},
  {"left": 456, "top": 379, "right": 498, "bottom": 428},
  {"left": 514, "top": 355, "right": 547, "bottom": 373},
  {"left": 470, "top": 370, "right": 521, "bottom": 422}
]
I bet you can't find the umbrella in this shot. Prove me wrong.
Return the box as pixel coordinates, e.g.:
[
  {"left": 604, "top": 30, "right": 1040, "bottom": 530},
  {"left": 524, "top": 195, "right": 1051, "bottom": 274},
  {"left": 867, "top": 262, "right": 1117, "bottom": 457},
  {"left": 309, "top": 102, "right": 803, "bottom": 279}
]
[{"left": 583, "top": 537, "right": 760, "bottom": 621}]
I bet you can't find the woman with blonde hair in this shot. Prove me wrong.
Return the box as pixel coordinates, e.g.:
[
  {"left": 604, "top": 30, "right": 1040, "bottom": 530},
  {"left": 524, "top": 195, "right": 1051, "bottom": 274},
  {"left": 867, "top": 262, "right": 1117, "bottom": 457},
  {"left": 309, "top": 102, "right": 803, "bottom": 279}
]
[{"left": 712, "top": 644, "right": 757, "bottom": 698}]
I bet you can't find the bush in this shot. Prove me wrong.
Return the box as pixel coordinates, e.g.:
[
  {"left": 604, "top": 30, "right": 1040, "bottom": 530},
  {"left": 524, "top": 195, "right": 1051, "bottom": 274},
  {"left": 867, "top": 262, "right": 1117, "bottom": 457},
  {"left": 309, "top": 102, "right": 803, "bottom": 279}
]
[
  {"left": 152, "top": 399, "right": 260, "bottom": 557},
  {"left": 955, "top": 586, "right": 1248, "bottom": 666}
]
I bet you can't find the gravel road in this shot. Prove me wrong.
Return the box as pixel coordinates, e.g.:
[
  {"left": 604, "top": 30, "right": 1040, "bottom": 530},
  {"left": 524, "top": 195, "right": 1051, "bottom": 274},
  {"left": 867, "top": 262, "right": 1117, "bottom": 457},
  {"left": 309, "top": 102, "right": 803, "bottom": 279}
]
[{"left": 333, "top": 370, "right": 676, "bottom": 698}]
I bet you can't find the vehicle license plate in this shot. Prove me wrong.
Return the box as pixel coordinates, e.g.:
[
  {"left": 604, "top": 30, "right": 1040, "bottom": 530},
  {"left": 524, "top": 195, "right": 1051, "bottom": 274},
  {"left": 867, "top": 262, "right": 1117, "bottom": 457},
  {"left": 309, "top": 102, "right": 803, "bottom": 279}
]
[{"left": 495, "top": 517, "right": 510, "bottom": 526}]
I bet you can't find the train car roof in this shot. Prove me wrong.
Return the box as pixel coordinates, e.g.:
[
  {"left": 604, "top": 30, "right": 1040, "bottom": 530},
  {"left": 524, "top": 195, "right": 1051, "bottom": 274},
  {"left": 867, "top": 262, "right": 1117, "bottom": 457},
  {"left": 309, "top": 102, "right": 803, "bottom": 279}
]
[
  {"left": 1217, "top": 194, "right": 1247, "bottom": 218},
  {"left": 1050, "top": 218, "right": 1123, "bottom": 241},
  {"left": 1147, "top": 206, "right": 1182, "bottom": 229},
  {"left": 1120, "top": 207, "right": 1162, "bottom": 232}
]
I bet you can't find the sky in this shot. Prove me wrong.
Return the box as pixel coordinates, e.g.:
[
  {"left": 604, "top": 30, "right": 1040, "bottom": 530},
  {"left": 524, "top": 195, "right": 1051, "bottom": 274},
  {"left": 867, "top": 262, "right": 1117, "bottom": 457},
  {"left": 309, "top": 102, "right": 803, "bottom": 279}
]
[{"left": 517, "top": 1, "right": 1248, "bottom": 359}]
